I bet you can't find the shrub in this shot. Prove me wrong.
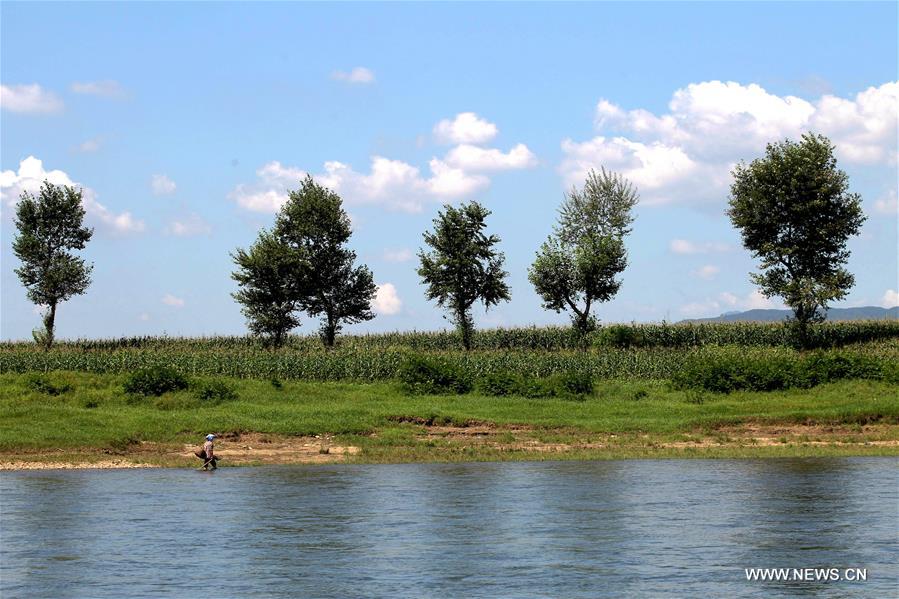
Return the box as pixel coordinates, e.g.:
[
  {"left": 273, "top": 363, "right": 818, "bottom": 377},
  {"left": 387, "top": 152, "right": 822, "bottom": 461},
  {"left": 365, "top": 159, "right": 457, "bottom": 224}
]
[
  {"left": 672, "top": 350, "right": 894, "bottom": 393},
  {"left": 191, "top": 379, "right": 238, "bottom": 404},
  {"left": 597, "top": 324, "right": 639, "bottom": 348},
  {"left": 123, "top": 366, "right": 188, "bottom": 396},
  {"left": 399, "top": 356, "right": 472, "bottom": 395},
  {"left": 478, "top": 371, "right": 518, "bottom": 396},
  {"left": 630, "top": 388, "right": 649, "bottom": 401},
  {"left": 476, "top": 370, "right": 593, "bottom": 400},
  {"left": 25, "top": 373, "right": 71, "bottom": 396},
  {"left": 555, "top": 371, "right": 594, "bottom": 397}
]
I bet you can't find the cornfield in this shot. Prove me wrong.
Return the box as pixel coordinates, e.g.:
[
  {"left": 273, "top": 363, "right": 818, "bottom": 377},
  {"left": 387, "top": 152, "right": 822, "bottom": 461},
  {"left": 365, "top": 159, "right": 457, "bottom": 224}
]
[
  {"left": 1, "top": 320, "right": 896, "bottom": 353},
  {"left": 1, "top": 324, "right": 896, "bottom": 382}
]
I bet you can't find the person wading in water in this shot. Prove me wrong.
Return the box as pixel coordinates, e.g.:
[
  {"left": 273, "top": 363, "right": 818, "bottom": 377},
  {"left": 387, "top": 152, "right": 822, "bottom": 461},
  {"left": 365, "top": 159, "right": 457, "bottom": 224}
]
[{"left": 195, "top": 434, "right": 218, "bottom": 470}]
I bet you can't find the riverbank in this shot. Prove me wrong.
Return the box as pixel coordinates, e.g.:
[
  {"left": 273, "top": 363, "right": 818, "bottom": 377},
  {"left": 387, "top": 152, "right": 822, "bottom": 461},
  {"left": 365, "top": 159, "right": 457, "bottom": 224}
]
[
  {"left": 2, "top": 422, "right": 898, "bottom": 469},
  {"left": 2, "top": 372, "right": 898, "bottom": 469}
]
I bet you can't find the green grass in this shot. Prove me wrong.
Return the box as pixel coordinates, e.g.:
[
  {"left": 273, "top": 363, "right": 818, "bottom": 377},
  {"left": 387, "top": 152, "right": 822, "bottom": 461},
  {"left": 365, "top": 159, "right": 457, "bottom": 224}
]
[{"left": 2, "top": 371, "right": 897, "bottom": 460}]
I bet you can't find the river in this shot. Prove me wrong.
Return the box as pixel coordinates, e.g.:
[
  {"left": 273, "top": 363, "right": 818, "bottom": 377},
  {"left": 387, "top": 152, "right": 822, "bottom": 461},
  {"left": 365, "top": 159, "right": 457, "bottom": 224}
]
[{"left": 2, "top": 458, "right": 896, "bottom": 597}]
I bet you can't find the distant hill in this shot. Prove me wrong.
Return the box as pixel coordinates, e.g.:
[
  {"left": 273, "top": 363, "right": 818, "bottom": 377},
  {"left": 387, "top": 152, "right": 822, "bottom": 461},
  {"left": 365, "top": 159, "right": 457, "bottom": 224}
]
[{"left": 680, "top": 306, "right": 898, "bottom": 323}]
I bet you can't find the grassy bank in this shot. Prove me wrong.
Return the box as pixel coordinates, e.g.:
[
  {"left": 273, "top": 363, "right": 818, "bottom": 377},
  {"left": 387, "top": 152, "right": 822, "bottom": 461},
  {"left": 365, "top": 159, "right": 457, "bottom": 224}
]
[{"left": 2, "top": 371, "right": 897, "bottom": 466}]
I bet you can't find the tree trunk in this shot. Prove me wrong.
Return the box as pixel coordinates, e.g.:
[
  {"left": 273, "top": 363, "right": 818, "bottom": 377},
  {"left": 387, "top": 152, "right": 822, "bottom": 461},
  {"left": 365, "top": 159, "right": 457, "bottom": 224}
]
[
  {"left": 321, "top": 314, "right": 337, "bottom": 348},
  {"left": 455, "top": 307, "right": 473, "bottom": 351},
  {"left": 44, "top": 301, "right": 57, "bottom": 351}
]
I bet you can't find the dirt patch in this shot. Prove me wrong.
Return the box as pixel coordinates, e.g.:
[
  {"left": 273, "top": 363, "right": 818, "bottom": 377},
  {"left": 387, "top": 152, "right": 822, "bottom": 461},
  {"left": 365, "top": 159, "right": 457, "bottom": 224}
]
[
  {"left": 0, "top": 433, "right": 361, "bottom": 470},
  {"left": 0, "top": 459, "right": 158, "bottom": 471},
  {"left": 386, "top": 415, "right": 498, "bottom": 428},
  {"left": 173, "top": 432, "right": 360, "bottom": 465},
  {"left": 415, "top": 422, "right": 899, "bottom": 453}
]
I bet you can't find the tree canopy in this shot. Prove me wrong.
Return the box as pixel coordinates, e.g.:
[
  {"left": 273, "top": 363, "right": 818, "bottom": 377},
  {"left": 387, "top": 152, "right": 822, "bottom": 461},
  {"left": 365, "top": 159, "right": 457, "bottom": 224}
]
[
  {"left": 417, "top": 201, "right": 510, "bottom": 350},
  {"left": 727, "top": 133, "right": 866, "bottom": 345},
  {"left": 529, "top": 168, "right": 638, "bottom": 344},
  {"left": 231, "top": 229, "right": 303, "bottom": 347},
  {"left": 13, "top": 181, "right": 94, "bottom": 349},
  {"left": 273, "top": 176, "right": 376, "bottom": 347}
]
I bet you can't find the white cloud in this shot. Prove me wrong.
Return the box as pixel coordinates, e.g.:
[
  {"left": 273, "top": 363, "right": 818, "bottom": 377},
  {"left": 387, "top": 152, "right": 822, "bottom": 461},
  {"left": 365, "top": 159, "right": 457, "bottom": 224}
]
[
  {"left": 874, "top": 189, "right": 897, "bottom": 216},
  {"left": 373, "top": 283, "right": 402, "bottom": 315},
  {"left": 383, "top": 248, "right": 414, "bottom": 263},
  {"left": 562, "top": 80, "right": 899, "bottom": 205},
  {"left": 76, "top": 138, "right": 102, "bottom": 153},
  {"left": 679, "top": 289, "right": 779, "bottom": 317},
  {"left": 231, "top": 112, "right": 534, "bottom": 213},
  {"left": 444, "top": 143, "right": 538, "bottom": 171},
  {"left": 138, "top": 312, "right": 150, "bottom": 321},
  {"left": 669, "top": 239, "right": 732, "bottom": 254},
  {"left": 151, "top": 174, "right": 176, "bottom": 195},
  {"left": 162, "top": 294, "right": 185, "bottom": 308},
  {"left": 0, "top": 84, "right": 63, "bottom": 114},
  {"left": 331, "top": 67, "right": 375, "bottom": 84},
  {"left": 70, "top": 80, "right": 125, "bottom": 98},
  {"left": 0, "top": 156, "right": 144, "bottom": 234},
  {"left": 423, "top": 159, "right": 489, "bottom": 199},
  {"left": 232, "top": 156, "right": 488, "bottom": 214},
  {"left": 434, "top": 112, "right": 498, "bottom": 145},
  {"left": 166, "top": 213, "right": 212, "bottom": 237},
  {"left": 693, "top": 265, "right": 720, "bottom": 280},
  {"left": 882, "top": 289, "right": 899, "bottom": 309}
]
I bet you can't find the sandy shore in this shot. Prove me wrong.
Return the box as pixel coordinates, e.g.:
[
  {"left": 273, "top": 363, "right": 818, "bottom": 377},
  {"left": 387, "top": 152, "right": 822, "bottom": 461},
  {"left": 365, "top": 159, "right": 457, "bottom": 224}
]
[{"left": 2, "top": 424, "right": 897, "bottom": 470}]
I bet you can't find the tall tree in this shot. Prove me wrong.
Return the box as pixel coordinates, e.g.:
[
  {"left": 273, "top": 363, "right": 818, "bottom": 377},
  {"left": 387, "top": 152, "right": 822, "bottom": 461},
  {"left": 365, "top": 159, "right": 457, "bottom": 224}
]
[
  {"left": 274, "top": 176, "right": 376, "bottom": 347},
  {"left": 13, "top": 181, "right": 94, "bottom": 349},
  {"left": 417, "top": 201, "right": 510, "bottom": 350},
  {"left": 231, "top": 230, "right": 303, "bottom": 347},
  {"left": 529, "top": 168, "right": 638, "bottom": 346},
  {"left": 727, "top": 133, "right": 866, "bottom": 347}
]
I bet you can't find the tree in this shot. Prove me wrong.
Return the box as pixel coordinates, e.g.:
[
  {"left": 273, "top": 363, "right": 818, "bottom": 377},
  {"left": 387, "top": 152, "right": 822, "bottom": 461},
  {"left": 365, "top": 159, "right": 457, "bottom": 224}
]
[
  {"left": 274, "top": 176, "right": 376, "bottom": 347},
  {"left": 529, "top": 168, "right": 638, "bottom": 346},
  {"left": 231, "top": 230, "right": 303, "bottom": 347},
  {"left": 417, "top": 201, "right": 510, "bottom": 350},
  {"left": 13, "top": 181, "right": 94, "bottom": 349},
  {"left": 727, "top": 133, "right": 866, "bottom": 347}
]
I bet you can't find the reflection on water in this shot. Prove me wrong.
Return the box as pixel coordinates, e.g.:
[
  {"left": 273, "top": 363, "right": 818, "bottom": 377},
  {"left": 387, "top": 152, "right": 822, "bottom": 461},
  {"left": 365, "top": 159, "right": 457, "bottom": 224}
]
[{"left": 1, "top": 458, "right": 896, "bottom": 598}]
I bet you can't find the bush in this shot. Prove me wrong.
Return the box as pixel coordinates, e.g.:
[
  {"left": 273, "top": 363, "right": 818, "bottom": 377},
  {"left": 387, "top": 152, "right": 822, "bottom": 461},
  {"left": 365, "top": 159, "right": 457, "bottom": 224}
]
[
  {"left": 478, "top": 371, "right": 518, "bottom": 396},
  {"left": 25, "top": 373, "right": 71, "bottom": 396},
  {"left": 555, "top": 371, "right": 594, "bottom": 397},
  {"left": 123, "top": 366, "right": 189, "bottom": 396},
  {"left": 672, "top": 350, "right": 894, "bottom": 393},
  {"left": 191, "top": 379, "right": 238, "bottom": 404},
  {"left": 597, "top": 324, "right": 639, "bottom": 348},
  {"left": 399, "top": 356, "right": 472, "bottom": 395},
  {"left": 475, "top": 370, "right": 593, "bottom": 400}
]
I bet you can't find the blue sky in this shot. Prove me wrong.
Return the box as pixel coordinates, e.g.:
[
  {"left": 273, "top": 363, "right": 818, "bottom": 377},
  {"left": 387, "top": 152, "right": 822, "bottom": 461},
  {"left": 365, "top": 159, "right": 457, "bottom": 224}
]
[{"left": 2, "top": 2, "right": 897, "bottom": 340}]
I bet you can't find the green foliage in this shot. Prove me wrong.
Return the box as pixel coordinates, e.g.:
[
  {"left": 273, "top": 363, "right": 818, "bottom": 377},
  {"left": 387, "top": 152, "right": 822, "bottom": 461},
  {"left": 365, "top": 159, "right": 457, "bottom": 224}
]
[
  {"left": 1, "top": 326, "right": 897, "bottom": 383},
  {"left": 2, "top": 371, "right": 897, "bottom": 457},
  {"left": 477, "top": 371, "right": 593, "bottom": 400},
  {"left": 530, "top": 168, "right": 637, "bottom": 344},
  {"left": 25, "top": 373, "right": 71, "bottom": 396},
  {"left": 191, "top": 378, "right": 238, "bottom": 403},
  {"left": 555, "top": 371, "right": 595, "bottom": 397},
  {"left": 598, "top": 324, "right": 639, "bottom": 348},
  {"left": 672, "top": 350, "right": 892, "bottom": 393},
  {"left": 231, "top": 230, "right": 302, "bottom": 347},
  {"left": 727, "top": 133, "right": 866, "bottom": 343},
  {"left": 12, "top": 181, "right": 94, "bottom": 350},
  {"left": 399, "top": 355, "right": 473, "bottom": 395},
  {"left": 123, "top": 367, "right": 189, "bottom": 396},
  {"left": 477, "top": 371, "right": 519, "bottom": 396},
  {"left": 274, "top": 176, "right": 376, "bottom": 347},
  {"left": 418, "top": 201, "right": 511, "bottom": 350}
]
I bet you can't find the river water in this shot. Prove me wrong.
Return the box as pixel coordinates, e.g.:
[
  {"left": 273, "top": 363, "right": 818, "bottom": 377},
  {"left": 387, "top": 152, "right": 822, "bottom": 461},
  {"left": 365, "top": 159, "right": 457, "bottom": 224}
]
[{"left": 1, "top": 458, "right": 896, "bottom": 598}]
